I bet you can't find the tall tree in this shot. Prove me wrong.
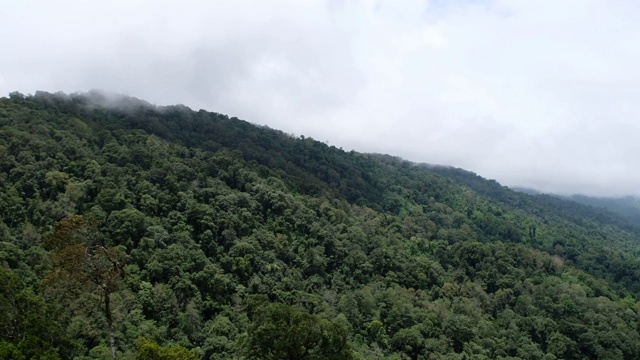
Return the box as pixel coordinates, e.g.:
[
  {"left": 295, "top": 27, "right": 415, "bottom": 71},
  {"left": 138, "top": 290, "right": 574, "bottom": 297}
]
[{"left": 44, "top": 215, "right": 126, "bottom": 360}]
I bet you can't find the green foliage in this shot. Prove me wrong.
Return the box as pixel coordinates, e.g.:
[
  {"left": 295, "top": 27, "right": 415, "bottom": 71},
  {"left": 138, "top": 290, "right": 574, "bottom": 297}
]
[
  {"left": 136, "top": 338, "right": 199, "bottom": 360},
  {"left": 245, "top": 301, "right": 354, "bottom": 359},
  {"left": 2, "top": 91, "right": 640, "bottom": 359},
  {"left": 0, "top": 267, "right": 70, "bottom": 359}
]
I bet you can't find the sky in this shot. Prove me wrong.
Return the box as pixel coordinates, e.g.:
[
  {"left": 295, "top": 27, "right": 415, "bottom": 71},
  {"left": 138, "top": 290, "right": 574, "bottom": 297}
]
[{"left": 2, "top": 0, "right": 640, "bottom": 196}]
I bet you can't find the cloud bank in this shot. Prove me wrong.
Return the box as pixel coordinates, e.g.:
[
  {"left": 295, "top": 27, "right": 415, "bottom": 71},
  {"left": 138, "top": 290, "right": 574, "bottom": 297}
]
[{"left": 2, "top": 0, "right": 640, "bottom": 196}]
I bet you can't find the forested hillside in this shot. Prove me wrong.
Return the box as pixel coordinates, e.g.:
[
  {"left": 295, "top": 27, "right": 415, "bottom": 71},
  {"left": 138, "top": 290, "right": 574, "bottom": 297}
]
[
  {"left": 3, "top": 91, "right": 640, "bottom": 359},
  {"left": 567, "top": 195, "right": 640, "bottom": 227}
]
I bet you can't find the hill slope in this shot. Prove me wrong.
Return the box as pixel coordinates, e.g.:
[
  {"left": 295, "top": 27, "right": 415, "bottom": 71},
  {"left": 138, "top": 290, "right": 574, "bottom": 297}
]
[
  {"left": 2, "top": 91, "right": 640, "bottom": 359},
  {"left": 568, "top": 195, "right": 640, "bottom": 226},
  {"left": 512, "top": 186, "right": 640, "bottom": 228}
]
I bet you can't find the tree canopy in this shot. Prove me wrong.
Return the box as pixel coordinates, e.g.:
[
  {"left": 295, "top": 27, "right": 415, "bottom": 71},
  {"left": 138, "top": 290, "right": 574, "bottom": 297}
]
[{"left": 2, "top": 91, "right": 640, "bottom": 359}]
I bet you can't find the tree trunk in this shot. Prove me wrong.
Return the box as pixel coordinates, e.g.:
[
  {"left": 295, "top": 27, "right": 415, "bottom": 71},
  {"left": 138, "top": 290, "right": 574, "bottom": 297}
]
[{"left": 105, "top": 292, "right": 118, "bottom": 360}]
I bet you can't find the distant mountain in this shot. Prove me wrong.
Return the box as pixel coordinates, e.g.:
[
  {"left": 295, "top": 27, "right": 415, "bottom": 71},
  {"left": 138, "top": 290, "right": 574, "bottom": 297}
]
[
  {"left": 568, "top": 195, "right": 640, "bottom": 226},
  {"left": 512, "top": 185, "right": 640, "bottom": 227}
]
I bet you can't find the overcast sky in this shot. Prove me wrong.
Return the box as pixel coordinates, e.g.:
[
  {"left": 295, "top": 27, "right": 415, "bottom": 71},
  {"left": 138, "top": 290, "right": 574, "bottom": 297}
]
[{"left": 2, "top": 0, "right": 640, "bottom": 196}]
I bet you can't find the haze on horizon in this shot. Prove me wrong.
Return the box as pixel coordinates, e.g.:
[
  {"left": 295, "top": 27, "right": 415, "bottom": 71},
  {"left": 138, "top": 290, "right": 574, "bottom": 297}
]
[{"left": 2, "top": 0, "right": 640, "bottom": 197}]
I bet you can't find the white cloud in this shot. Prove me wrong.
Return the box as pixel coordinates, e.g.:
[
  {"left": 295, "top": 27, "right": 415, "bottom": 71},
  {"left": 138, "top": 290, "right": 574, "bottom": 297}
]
[{"left": 2, "top": 0, "right": 640, "bottom": 196}]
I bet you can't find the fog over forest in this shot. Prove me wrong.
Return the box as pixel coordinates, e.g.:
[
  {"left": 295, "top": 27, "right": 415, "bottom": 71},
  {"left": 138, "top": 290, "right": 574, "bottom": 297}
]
[{"left": 2, "top": 1, "right": 640, "bottom": 194}]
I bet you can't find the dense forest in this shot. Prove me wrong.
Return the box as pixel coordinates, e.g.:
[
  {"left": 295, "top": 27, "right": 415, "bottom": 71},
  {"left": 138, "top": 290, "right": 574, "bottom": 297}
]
[
  {"left": 566, "top": 195, "right": 640, "bottom": 226},
  {"left": 513, "top": 188, "right": 640, "bottom": 228},
  {"left": 3, "top": 91, "right": 640, "bottom": 359}
]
